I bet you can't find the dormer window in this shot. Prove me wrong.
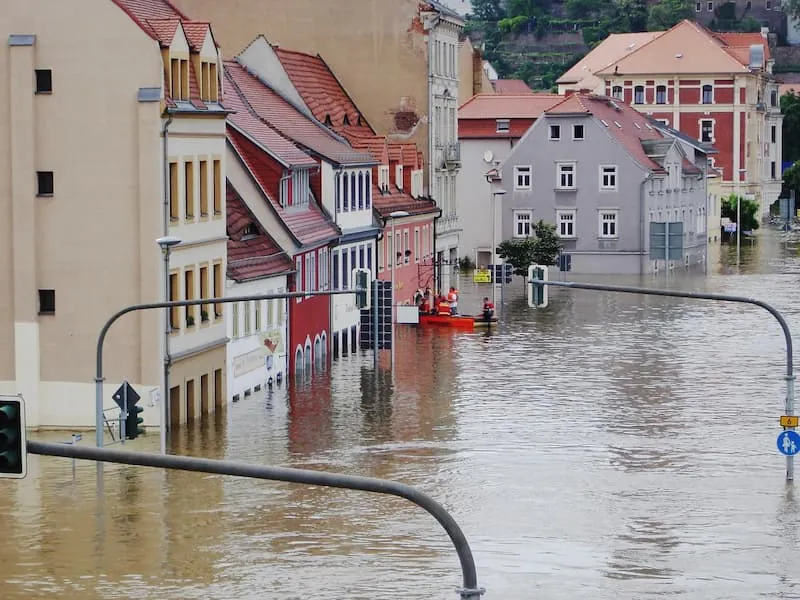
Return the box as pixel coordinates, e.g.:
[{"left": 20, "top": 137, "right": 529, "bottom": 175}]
[
  {"left": 343, "top": 114, "right": 351, "bottom": 126},
  {"left": 395, "top": 165, "right": 404, "bottom": 190},
  {"left": 170, "top": 57, "right": 189, "bottom": 101},
  {"left": 242, "top": 222, "right": 258, "bottom": 238},
  {"left": 378, "top": 165, "right": 390, "bottom": 190},
  {"left": 291, "top": 170, "right": 310, "bottom": 207},
  {"left": 324, "top": 115, "right": 332, "bottom": 126},
  {"left": 200, "top": 59, "right": 218, "bottom": 102}
]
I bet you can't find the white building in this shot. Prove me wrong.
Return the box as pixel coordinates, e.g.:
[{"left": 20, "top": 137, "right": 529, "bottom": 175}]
[{"left": 225, "top": 185, "right": 291, "bottom": 401}]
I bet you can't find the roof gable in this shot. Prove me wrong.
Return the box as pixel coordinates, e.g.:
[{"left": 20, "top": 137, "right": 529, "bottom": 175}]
[
  {"left": 169, "top": 22, "right": 190, "bottom": 53},
  {"left": 112, "top": 0, "right": 189, "bottom": 42},
  {"left": 492, "top": 79, "right": 534, "bottom": 94},
  {"left": 557, "top": 32, "right": 664, "bottom": 86},
  {"left": 596, "top": 20, "right": 754, "bottom": 76},
  {"left": 459, "top": 93, "right": 562, "bottom": 119}
]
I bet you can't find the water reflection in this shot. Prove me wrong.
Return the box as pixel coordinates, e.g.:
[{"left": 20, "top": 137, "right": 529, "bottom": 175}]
[{"left": 5, "top": 231, "right": 800, "bottom": 599}]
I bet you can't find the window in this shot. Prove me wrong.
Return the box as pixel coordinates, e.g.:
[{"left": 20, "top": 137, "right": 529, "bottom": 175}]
[
  {"left": 243, "top": 301, "right": 252, "bottom": 336},
  {"left": 169, "top": 273, "right": 179, "bottom": 330},
  {"left": 403, "top": 230, "right": 410, "bottom": 263},
  {"left": 771, "top": 161, "right": 777, "bottom": 179},
  {"left": 656, "top": 85, "right": 667, "bottom": 104},
  {"left": 332, "top": 251, "right": 340, "bottom": 289},
  {"left": 358, "top": 172, "right": 364, "bottom": 209},
  {"left": 573, "top": 124, "right": 585, "bottom": 140},
  {"left": 557, "top": 210, "right": 576, "bottom": 238},
  {"left": 36, "top": 171, "right": 54, "bottom": 196},
  {"left": 700, "top": 120, "right": 713, "bottom": 143},
  {"left": 254, "top": 300, "right": 261, "bottom": 331},
  {"left": 35, "top": 69, "right": 52, "bottom": 94},
  {"left": 232, "top": 303, "right": 239, "bottom": 338},
  {"left": 766, "top": 0, "right": 771, "bottom": 7},
  {"left": 184, "top": 268, "right": 195, "bottom": 327},
  {"left": 599, "top": 211, "right": 618, "bottom": 238},
  {"left": 366, "top": 171, "right": 372, "bottom": 208},
  {"left": 600, "top": 165, "right": 618, "bottom": 190},
  {"left": 695, "top": 1, "right": 702, "bottom": 10},
  {"left": 199, "top": 160, "right": 209, "bottom": 216},
  {"left": 169, "top": 162, "right": 178, "bottom": 220},
  {"left": 549, "top": 124, "right": 561, "bottom": 140},
  {"left": 341, "top": 251, "right": 349, "bottom": 290},
  {"left": 514, "top": 165, "right": 532, "bottom": 190},
  {"left": 350, "top": 172, "right": 357, "bottom": 210},
  {"left": 771, "top": 90, "right": 778, "bottom": 107},
  {"left": 612, "top": 86, "right": 623, "bottom": 99},
  {"left": 771, "top": 125, "right": 777, "bottom": 144},
  {"left": 707, "top": 1, "right": 713, "bottom": 9},
  {"left": 702, "top": 84, "right": 713, "bottom": 104},
  {"left": 213, "top": 160, "right": 222, "bottom": 214},
  {"left": 184, "top": 161, "right": 194, "bottom": 219},
  {"left": 556, "top": 162, "right": 576, "bottom": 190},
  {"left": 496, "top": 119, "right": 510, "bottom": 133},
  {"left": 38, "top": 289, "right": 55, "bottom": 315},
  {"left": 513, "top": 210, "right": 533, "bottom": 237},
  {"left": 200, "top": 265, "right": 209, "bottom": 322},
  {"left": 213, "top": 262, "right": 222, "bottom": 318},
  {"left": 377, "top": 238, "right": 384, "bottom": 272},
  {"left": 634, "top": 86, "right": 644, "bottom": 104},
  {"left": 414, "top": 228, "right": 420, "bottom": 263},
  {"left": 367, "top": 245, "right": 373, "bottom": 270}
]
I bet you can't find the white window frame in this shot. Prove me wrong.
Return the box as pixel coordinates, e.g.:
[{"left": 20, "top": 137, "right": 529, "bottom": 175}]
[
  {"left": 514, "top": 165, "right": 532, "bottom": 190},
  {"left": 496, "top": 119, "right": 510, "bottom": 133},
  {"left": 611, "top": 86, "right": 623, "bottom": 99},
  {"left": 700, "top": 119, "right": 714, "bottom": 143},
  {"left": 556, "top": 162, "right": 576, "bottom": 190},
  {"left": 414, "top": 227, "right": 420, "bottom": 263},
  {"left": 599, "top": 165, "right": 618, "bottom": 191},
  {"left": 548, "top": 124, "right": 561, "bottom": 140},
  {"left": 634, "top": 85, "right": 644, "bottom": 105},
  {"left": 572, "top": 124, "right": 585, "bottom": 140},
  {"left": 701, "top": 83, "right": 714, "bottom": 104},
  {"left": 295, "top": 256, "right": 303, "bottom": 303},
  {"left": 513, "top": 209, "right": 533, "bottom": 238},
  {"left": 556, "top": 209, "right": 576, "bottom": 238},
  {"left": 598, "top": 210, "right": 619, "bottom": 239}
]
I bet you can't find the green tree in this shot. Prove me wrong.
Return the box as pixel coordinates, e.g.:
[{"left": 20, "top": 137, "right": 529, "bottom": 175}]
[
  {"left": 782, "top": 93, "right": 800, "bottom": 164},
  {"left": 496, "top": 220, "right": 562, "bottom": 275},
  {"left": 785, "top": 0, "right": 800, "bottom": 18},
  {"left": 469, "top": 0, "right": 506, "bottom": 20},
  {"left": 721, "top": 194, "right": 760, "bottom": 233},
  {"left": 647, "top": 0, "right": 693, "bottom": 31}
]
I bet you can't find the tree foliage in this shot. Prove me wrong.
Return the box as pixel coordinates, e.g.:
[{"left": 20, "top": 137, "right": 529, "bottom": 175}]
[
  {"left": 647, "top": 0, "right": 694, "bottom": 31},
  {"left": 721, "top": 194, "right": 760, "bottom": 233},
  {"left": 782, "top": 93, "right": 800, "bottom": 165},
  {"left": 783, "top": 161, "right": 800, "bottom": 193},
  {"left": 496, "top": 220, "right": 562, "bottom": 275},
  {"left": 469, "top": 0, "right": 506, "bottom": 20}
]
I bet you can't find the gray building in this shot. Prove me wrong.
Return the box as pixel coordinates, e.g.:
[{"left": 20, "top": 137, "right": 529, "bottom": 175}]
[{"left": 494, "top": 93, "right": 715, "bottom": 275}]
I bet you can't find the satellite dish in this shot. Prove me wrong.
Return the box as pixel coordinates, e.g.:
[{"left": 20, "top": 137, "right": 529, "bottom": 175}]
[{"left": 483, "top": 150, "right": 494, "bottom": 163}]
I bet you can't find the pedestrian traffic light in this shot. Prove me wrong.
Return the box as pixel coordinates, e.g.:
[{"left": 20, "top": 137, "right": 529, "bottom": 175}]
[
  {"left": 527, "top": 264, "right": 549, "bottom": 308},
  {"left": 125, "top": 400, "right": 145, "bottom": 440},
  {"left": 0, "top": 396, "right": 27, "bottom": 479},
  {"left": 352, "top": 268, "right": 371, "bottom": 310}
]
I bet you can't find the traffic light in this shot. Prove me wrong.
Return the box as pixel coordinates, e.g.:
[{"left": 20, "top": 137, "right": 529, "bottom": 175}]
[
  {"left": 527, "top": 264, "right": 549, "bottom": 308},
  {"left": 0, "top": 396, "right": 27, "bottom": 479},
  {"left": 125, "top": 400, "right": 145, "bottom": 440},
  {"left": 352, "top": 268, "right": 371, "bottom": 310}
]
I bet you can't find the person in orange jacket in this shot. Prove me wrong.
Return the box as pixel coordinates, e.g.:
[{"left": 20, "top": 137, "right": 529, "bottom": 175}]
[
  {"left": 482, "top": 297, "right": 495, "bottom": 321},
  {"left": 447, "top": 287, "right": 459, "bottom": 315},
  {"left": 437, "top": 292, "right": 451, "bottom": 316}
]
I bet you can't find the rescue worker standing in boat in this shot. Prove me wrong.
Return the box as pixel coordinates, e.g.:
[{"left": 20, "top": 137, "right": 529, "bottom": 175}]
[
  {"left": 447, "top": 287, "right": 459, "bottom": 315},
  {"left": 482, "top": 297, "right": 495, "bottom": 321}
]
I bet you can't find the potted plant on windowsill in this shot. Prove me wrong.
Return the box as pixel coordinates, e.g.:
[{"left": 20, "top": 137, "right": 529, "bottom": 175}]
[
  {"left": 200, "top": 309, "right": 209, "bottom": 323},
  {"left": 186, "top": 315, "right": 195, "bottom": 327}
]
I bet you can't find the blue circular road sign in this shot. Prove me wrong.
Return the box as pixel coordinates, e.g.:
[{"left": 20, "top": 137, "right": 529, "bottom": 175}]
[{"left": 777, "top": 430, "right": 800, "bottom": 456}]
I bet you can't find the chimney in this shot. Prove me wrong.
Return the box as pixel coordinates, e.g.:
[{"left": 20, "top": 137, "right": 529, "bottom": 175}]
[
  {"left": 565, "top": 89, "right": 576, "bottom": 97},
  {"left": 472, "top": 48, "right": 483, "bottom": 95}
]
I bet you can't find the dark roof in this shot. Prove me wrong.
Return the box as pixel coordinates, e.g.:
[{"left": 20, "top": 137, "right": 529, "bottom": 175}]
[
  {"left": 227, "top": 128, "right": 340, "bottom": 248},
  {"left": 226, "top": 182, "right": 293, "bottom": 282},
  {"left": 648, "top": 119, "right": 718, "bottom": 155}
]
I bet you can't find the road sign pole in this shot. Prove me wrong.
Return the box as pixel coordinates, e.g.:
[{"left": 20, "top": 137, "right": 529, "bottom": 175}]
[
  {"left": 120, "top": 383, "right": 127, "bottom": 444},
  {"left": 787, "top": 374, "right": 796, "bottom": 481}
]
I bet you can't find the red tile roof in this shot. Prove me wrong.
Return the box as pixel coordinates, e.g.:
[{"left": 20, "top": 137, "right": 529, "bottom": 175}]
[
  {"left": 492, "top": 79, "right": 534, "bottom": 94},
  {"left": 228, "top": 128, "right": 340, "bottom": 248},
  {"left": 272, "top": 46, "right": 373, "bottom": 132},
  {"left": 112, "top": 0, "right": 225, "bottom": 112},
  {"left": 372, "top": 183, "right": 438, "bottom": 218},
  {"left": 459, "top": 93, "right": 562, "bottom": 119},
  {"left": 227, "top": 182, "right": 293, "bottom": 282},
  {"left": 223, "top": 74, "right": 317, "bottom": 168},
  {"left": 545, "top": 93, "right": 666, "bottom": 172},
  {"left": 713, "top": 31, "right": 771, "bottom": 61},
  {"left": 224, "top": 60, "right": 376, "bottom": 167}
]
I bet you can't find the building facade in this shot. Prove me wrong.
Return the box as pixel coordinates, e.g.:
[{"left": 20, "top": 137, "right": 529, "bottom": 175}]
[
  {"left": 498, "top": 93, "right": 712, "bottom": 275},
  {"left": 563, "top": 20, "right": 782, "bottom": 217},
  {"left": 225, "top": 184, "right": 292, "bottom": 403},
  {"left": 457, "top": 93, "right": 561, "bottom": 268},
  {"left": 1, "top": 0, "right": 227, "bottom": 429}
]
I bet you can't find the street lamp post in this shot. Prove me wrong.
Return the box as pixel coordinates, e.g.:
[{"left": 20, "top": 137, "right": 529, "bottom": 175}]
[
  {"left": 491, "top": 189, "right": 507, "bottom": 308},
  {"left": 156, "top": 235, "right": 181, "bottom": 455},
  {"left": 737, "top": 168, "right": 746, "bottom": 267}
]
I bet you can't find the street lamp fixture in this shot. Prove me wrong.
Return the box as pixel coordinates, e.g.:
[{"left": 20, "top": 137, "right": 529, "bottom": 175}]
[
  {"left": 491, "top": 189, "right": 507, "bottom": 308},
  {"left": 156, "top": 235, "right": 181, "bottom": 455}
]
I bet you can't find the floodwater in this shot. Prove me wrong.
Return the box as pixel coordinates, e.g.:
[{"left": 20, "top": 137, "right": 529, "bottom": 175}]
[{"left": 4, "top": 230, "right": 800, "bottom": 599}]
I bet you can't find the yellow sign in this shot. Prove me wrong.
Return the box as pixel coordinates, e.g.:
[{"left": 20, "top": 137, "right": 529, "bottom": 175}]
[
  {"left": 780, "top": 415, "right": 799, "bottom": 428},
  {"left": 473, "top": 269, "right": 491, "bottom": 283}
]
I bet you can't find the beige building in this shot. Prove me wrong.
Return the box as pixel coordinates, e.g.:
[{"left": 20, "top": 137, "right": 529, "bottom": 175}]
[
  {"left": 171, "top": 0, "right": 490, "bottom": 290},
  {"left": 1, "top": 0, "right": 228, "bottom": 429}
]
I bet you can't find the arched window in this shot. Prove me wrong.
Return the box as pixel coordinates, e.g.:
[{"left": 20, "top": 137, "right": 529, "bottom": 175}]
[
  {"left": 304, "top": 342, "right": 312, "bottom": 379},
  {"left": 358, "top": 172, "right": 364, "bottom": 210},
  {"left": 656, "top": 85, "right": 667, "bottom": 104},
  {"left": 702, "top": 84, "right": 713, "bottom": 104},
  {"left": 342, "top": 174, "right": 349, "bottom": 212},
  {"left": 350, "top": 172, "right": 357, "bottom": 211},
  {"left": 634, "top": 86, "right": 644, "bottom": 104},
  {"left": 612, "top": 85, "right": 623, "bottom": 99},
  {"left": 294, "top": 347, "right": 303, "bottom": 381},
  {"left": 335, "top": 173, "right": 341, "bottom": 213},
  {"left": 365, "top": 171, "right": 372, "bottom": 209},
  {"left": 320, "top": 331, "right": 328, "bottom": 367}
]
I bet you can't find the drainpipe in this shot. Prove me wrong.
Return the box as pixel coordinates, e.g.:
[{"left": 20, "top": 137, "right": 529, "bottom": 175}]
[
  {"left": 162, "top": 115, "right": 173, "bottom": 236},
  {"left": 433, "top": 205, "right": 443, "bottom": 292},
  {"left": 640, "top": 173, "right": 652, "bottom": 276}
]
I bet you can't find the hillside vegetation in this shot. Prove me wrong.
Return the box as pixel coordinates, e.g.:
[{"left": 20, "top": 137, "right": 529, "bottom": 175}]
[{"left": 466, "top": 0, "right": 766, "bottom": 90}]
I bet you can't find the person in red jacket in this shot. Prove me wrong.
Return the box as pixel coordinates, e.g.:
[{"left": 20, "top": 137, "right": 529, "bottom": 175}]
[{"left": 482, "top": 297, "right": 495, "bottom": 321}]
